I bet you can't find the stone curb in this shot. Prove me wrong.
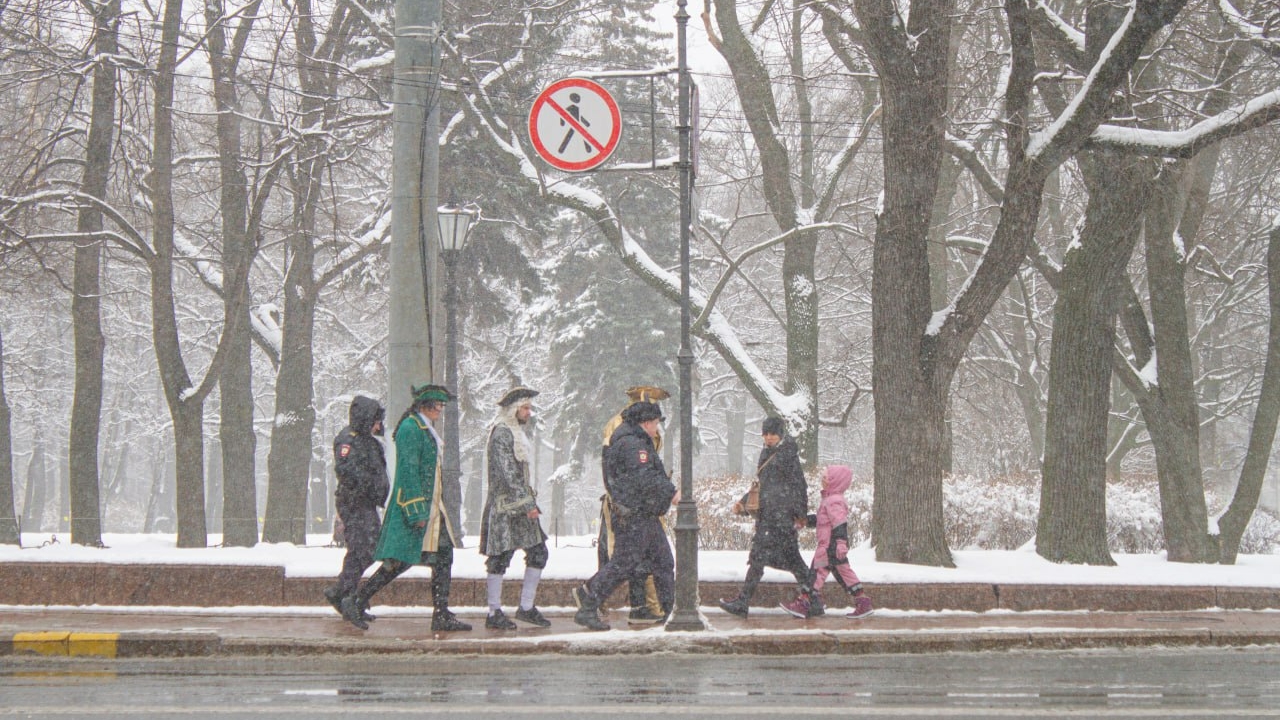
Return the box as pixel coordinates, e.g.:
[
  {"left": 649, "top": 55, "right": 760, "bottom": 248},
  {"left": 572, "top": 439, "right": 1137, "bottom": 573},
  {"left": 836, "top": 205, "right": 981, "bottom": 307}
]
[
  {"left": 215, "top": 626, "right": 1280, "bottom": 658},
  {"left": 5, "top": 623, "right": 1279, "bottom": 660},
  {"left": 2, "top": 630, "right": 221, "bottom": 658},
  {"left": 3, "top": 563, "right": 1279, "bottom": 613}
]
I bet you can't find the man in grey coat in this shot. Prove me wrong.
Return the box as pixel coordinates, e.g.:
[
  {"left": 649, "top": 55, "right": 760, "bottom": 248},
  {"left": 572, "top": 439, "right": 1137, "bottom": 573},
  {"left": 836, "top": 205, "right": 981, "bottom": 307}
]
[{"left": 478, "top": 387, "right": 552, "bottom": 629}]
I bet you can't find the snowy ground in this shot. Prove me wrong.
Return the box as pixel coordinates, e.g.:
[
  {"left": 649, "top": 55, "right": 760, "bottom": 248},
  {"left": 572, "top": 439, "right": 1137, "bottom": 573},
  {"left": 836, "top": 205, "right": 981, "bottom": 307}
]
[{"left": 4, "top": 532, "right": 1279, "bottom": 588}]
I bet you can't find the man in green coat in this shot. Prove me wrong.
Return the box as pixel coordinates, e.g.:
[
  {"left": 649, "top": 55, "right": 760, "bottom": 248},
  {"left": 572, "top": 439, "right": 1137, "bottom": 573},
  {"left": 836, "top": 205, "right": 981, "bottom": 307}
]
[{"left": 339, "top": 383, "right": 471, "bottom": 632}]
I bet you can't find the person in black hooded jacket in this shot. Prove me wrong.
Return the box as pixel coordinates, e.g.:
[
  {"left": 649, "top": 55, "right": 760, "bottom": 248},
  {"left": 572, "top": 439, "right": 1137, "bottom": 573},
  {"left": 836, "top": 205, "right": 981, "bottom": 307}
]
[
  {"left": 572, "top": 401, "right": 678, "bottom": 631},
  {"left": 717, "top": 416, "right": 815, "bottom": 618},
  {"left": 324, "top": 395, "right": 390, "bottom": 618}
]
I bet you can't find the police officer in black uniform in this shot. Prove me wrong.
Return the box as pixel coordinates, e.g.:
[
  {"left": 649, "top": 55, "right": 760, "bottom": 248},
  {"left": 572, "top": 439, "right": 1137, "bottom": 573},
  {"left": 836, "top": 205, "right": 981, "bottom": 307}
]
[
  {"left": 324, "top": 395, "right": 390, "bottom": 620},
  {"left": 573, "top": 401, "right": 677, "bottom": 631}
]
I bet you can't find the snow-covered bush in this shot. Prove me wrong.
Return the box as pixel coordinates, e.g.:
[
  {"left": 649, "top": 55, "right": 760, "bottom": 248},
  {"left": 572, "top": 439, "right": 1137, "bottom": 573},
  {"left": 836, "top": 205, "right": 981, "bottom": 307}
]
[
  {"left": 1106, "top": 478, "right": 1166, "bottom": 553},
  {"left": 944, "top": 473, "right": 1039, "bottom": 550},
  {"left": 1237, "top": 509, "right": 1280, "bottom": 554},
  {"left": 693, "top": 469, "right": 1280, "bottom": 554},
  {"left": 693, "top": 473, "right": 756, "bottom": 550}
]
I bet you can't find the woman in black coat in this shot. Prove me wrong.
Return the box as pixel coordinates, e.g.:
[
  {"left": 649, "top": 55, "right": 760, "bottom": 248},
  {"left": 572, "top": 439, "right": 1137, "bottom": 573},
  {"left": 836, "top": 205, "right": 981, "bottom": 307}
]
[{"left": 718, "top": 416, "right": 815, "bottom": 618}]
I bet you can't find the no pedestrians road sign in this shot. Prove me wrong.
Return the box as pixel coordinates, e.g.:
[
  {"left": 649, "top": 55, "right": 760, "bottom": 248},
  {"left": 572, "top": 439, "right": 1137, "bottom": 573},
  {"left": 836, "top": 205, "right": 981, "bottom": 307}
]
[{"left": 528, "top": 78, "right": 622, "bottom": 172}]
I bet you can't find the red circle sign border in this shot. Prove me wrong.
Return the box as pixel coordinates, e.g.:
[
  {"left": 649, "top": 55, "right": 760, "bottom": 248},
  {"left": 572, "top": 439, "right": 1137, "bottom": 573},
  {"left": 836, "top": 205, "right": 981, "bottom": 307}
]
[{"left": 528, "top": 78, "right": 622, "bottom": 173}]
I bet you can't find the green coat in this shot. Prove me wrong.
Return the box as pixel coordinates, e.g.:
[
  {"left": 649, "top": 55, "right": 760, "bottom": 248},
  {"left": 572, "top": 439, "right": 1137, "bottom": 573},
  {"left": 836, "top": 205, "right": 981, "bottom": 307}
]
[{"left": 373, "top": 413, "right": 457, "bottom": 565}]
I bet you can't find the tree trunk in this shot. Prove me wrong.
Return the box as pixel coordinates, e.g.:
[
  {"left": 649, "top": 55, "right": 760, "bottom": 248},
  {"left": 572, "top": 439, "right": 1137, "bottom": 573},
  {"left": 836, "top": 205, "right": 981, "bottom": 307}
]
[
  {"left": 57, "top": 452, "right": 69, "bottom": 532},
  {"left": 171, "top": 403, "right": 205, "bottom": 543},
  {"left": 1038, "top": 154, "right": 1152, "bottom": 565},
  {"left": 0, "top": 330, "right": 17, "bottom": 544},
  {"left": 1141, "top": 168, "right": 1215, "bottom": 562},
  {"left": 1218, "top": 219, "right": 1280, "bottom": 562},
  {"left": 725, "top": 395, "right": 746, "bottom": 476},
  {"left": 151, "top": 0, "right": 207, "bottom": 548},
  {"left": 868, "top": 74, "right": 954, "bottom": 566},
  {"left": 205, "top": 0, "right": 261, "bottom": 547},
  {"left": 67, "top": 0, "right": 119, "bottom": 548},
  {"left": 261, "top": 263, "right": 316, "bottom": 544},
  {"left": 713, "top": 0, "right": 820, "bottom": 462},
  {"left": 23, "top": 442, "right": 46, "bottom": 532},
  {"left": 783, "top": 0, "right": 819, "bottom": 465},
  {"left": 206, "top": 438, "right": 223, "bottom": 531},
  {"left": 262, "top": 0, "right": 327, "bottom": 544}
]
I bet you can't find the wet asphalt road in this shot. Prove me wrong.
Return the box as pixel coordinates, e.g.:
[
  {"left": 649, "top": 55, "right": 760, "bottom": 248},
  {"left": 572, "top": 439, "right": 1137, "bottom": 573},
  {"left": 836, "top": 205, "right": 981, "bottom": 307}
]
[{"left": 3, "top": 647, "right": 1280, "bottom": 719}]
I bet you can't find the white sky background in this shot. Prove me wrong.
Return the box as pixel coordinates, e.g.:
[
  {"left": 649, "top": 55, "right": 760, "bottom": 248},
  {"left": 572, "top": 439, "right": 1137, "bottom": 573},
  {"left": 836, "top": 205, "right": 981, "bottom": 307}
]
[{"left": 5, "top": 532, "right": 1278, "bottom": 589}]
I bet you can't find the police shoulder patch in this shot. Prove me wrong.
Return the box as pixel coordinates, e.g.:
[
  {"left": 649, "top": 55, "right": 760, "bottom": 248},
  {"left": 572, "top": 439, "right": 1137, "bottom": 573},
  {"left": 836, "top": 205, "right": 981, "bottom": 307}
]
[
  {"left": 638, "top": 450, "right": 648, "bottom": 464},
  {"left": 338, "top": 444, "right": 351, "bottom": 458}
]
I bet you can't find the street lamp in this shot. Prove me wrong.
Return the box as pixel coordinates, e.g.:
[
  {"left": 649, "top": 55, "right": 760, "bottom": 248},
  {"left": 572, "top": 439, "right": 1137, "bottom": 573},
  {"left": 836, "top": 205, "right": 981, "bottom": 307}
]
[
  {"left": 437, "top": 198, "right": 478, "bottom": 536},
  {"left": 666, "top": 0, "right": 704, "bottom": 632}
]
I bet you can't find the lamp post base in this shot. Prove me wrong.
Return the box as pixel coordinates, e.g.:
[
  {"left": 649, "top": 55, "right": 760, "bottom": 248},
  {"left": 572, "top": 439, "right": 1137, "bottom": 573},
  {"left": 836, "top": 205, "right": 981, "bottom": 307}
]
[{"left": 666, "top": 499, "right": 705, "bottom": 631}]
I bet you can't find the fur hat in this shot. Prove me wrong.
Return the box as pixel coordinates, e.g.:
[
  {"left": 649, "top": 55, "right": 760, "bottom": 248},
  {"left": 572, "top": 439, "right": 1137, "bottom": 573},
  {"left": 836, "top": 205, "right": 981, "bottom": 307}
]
[
  {"left": 625, "top": 385, "right": 670, "bottom": 403},
  {"left": 623, "top": 400, "right": 664, "bottom": 424},
  {"left": 761, "top": 416, "right": 786, "bottom": 436},
  {"left": 497, "top": 386, "right": 539, "bottom": 408},
  {"left": 411, "top": 383, "right": 453, "bottom": 404}
]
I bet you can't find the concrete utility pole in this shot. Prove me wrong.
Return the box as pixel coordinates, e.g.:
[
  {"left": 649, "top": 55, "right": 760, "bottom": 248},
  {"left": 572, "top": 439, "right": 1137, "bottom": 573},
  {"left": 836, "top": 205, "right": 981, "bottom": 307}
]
[{"left": 387, "top": 0, "right": 442, "bottom": 416}]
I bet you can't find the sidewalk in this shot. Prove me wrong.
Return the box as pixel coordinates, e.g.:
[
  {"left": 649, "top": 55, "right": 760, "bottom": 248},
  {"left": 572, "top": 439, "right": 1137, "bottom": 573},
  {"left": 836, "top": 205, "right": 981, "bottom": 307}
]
[
  {"left": 4, "top": 605, "right": 1279, "bottom": 658},
  {"left": 3, "top": 560, "right": 1280, "bottom": 658}
]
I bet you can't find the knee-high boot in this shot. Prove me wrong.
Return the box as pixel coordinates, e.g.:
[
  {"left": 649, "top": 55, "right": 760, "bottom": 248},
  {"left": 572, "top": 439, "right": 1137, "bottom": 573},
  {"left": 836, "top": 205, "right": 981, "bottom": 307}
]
[{"left": 429, "top": 561, "right": 471, "bottom": 631}]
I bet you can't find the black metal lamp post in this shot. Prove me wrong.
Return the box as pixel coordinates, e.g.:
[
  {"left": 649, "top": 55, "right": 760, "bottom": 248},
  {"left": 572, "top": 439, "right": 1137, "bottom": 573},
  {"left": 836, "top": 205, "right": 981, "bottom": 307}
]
[
  {"left": 437, "top": 199, "right": 478, "bottom": 535},
  {"left": 666, "top": 0, "right": 704, "bottom": 632}
]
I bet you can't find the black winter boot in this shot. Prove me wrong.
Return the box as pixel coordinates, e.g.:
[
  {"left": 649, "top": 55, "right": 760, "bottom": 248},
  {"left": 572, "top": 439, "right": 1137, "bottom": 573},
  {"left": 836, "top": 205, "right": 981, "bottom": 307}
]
[
  {"left": 718, "top": 596, "right": 750, "bottom": 618},
  {"left": 432, "top": 607, "right": 472, "bottom": 631},
  {"left": 323, "top": 585, "right": 344, "bottom": 615},
  {"left": 572, "top": 585, "right": 610, "bottom": 631},
  {"left": 807, "top": 591, "right": 825, "bottom": 617},
  {"left": 340, "top": 594, "right": 369, "bottom": 630}
]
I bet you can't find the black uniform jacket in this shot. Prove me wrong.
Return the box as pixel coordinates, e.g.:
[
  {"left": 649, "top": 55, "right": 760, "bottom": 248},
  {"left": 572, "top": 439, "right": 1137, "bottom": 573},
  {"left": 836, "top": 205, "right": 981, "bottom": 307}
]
[
  {"left": 604, "top": 421, "right": 676, "bottom": 518},
  {"left": 333, "top": 395, "right": 390, "bottom": 508}
]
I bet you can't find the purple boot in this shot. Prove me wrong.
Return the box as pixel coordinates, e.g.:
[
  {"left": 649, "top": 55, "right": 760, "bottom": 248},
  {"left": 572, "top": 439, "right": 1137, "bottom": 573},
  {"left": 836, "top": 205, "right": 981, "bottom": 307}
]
[
  {"left": 780, "top": 592, "right": 811, "bottom": 619},
  {"left": 846, "top": 593, "right": 874, "bottom": 619}
]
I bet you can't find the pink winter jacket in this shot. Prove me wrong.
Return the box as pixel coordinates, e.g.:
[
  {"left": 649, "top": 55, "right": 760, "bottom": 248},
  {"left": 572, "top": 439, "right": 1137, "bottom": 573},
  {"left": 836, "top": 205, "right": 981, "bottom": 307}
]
[{"left": 813, "top": 465, "right": 852, "bottom": 568}]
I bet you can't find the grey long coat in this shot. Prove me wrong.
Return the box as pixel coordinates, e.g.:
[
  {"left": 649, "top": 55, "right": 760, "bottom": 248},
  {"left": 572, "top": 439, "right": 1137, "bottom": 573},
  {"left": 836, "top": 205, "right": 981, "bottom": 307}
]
[{"left": 479, "top": 425, "right": 548, "bottom": 556}]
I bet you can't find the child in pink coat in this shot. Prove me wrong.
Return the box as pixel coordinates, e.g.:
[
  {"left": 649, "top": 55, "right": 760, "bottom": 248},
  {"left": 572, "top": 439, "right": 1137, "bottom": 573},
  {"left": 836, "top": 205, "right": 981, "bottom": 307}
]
[{"left": 781, "top": 464, "right": 874, "bottom": 619}]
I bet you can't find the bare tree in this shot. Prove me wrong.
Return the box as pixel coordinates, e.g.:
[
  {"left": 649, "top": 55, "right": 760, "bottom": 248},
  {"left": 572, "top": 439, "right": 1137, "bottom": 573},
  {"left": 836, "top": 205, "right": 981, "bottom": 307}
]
[
  {"left": 67, "top": 0, "right": 121, "bottom": 547},
  {"left": 262, "top": 0, "right": 391, "bottom": 543}
]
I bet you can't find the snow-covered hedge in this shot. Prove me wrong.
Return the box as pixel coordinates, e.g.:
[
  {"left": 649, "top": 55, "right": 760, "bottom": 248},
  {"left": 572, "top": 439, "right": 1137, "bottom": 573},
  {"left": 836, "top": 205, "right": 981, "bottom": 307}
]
[{"left": 692, "top": 470, "right": 1280, "bottom": 554}]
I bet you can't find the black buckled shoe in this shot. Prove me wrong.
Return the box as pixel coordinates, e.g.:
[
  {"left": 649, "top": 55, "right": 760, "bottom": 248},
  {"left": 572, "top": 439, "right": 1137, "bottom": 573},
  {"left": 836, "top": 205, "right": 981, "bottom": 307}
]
[
  {"left": 431, "top": 608, "right": 473, "bottom": 632},
  {"left": 627, "top": 607, "right": 665, "bottom": 625},
  {"left": 515, "top": 606, "right": 552, "bottom": 628},
  {"left": 485, "top": 609, "right": 517, "bottom": 630}
]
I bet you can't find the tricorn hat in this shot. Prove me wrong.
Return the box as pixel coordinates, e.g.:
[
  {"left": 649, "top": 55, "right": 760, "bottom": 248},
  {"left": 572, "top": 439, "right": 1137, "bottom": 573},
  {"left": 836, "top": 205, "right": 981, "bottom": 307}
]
[
  {"left": 625, "top": 385, "right": 670, "bottom": 403},
  {"left": 623, "top": 400, "right": 664, "bottom": 424},
  {"left": 497, "top": 386, "right": 539, "bottom": 408},
  {"left": 411, "top": 383, "right": 453, "bottom": 404}
]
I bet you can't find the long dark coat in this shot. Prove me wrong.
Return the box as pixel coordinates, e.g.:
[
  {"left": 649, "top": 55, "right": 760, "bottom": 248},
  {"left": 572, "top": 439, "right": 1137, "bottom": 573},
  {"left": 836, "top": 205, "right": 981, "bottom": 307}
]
[
  {"left": 373, "top": 414, "right": 456, "bottom": 565},
  {"left": 745, "top": 435, "right": 808, "bottom": 568},
  {"left": 479, "top": 424, "right": 547, "bottom": 556}
]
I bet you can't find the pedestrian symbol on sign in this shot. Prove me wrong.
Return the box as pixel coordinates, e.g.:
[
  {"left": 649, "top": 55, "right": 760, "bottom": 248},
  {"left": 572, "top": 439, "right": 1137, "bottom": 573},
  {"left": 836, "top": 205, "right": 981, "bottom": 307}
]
[
  {"left": 529, "top": 78, "right": 622, "bottom": 173},
  {"left": 557, "top": 93, "right": 593, "bottom": 155}
]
